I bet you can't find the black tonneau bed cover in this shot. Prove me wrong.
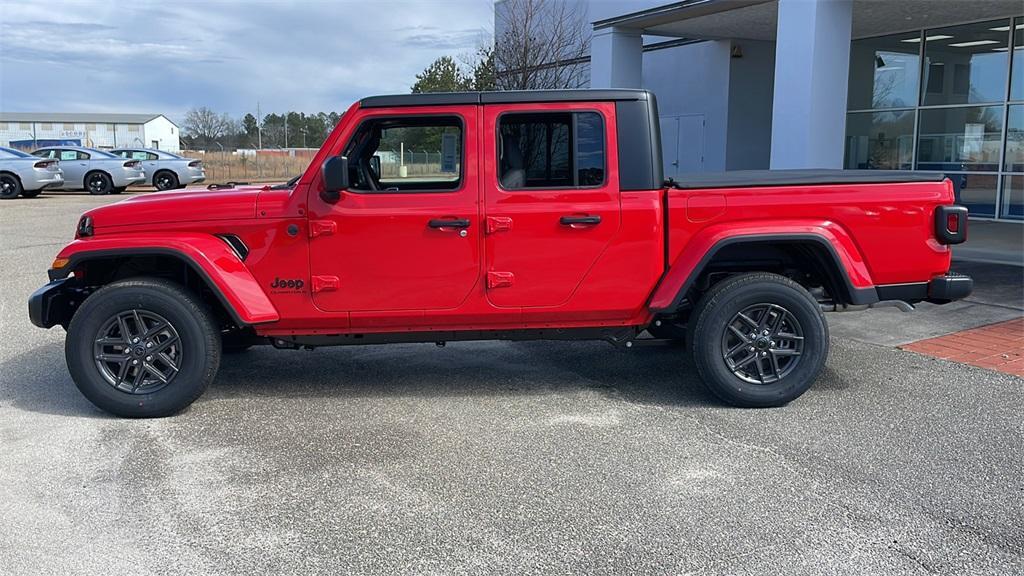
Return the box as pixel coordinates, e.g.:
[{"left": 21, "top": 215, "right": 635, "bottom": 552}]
[{"left": 670, "top": 169, "right": 947, "bottom": 190}]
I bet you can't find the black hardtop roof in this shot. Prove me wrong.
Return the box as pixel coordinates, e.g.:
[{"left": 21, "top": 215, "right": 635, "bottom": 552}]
[{"left": 359, "top": 89, "right": 654, "bottom": 108}]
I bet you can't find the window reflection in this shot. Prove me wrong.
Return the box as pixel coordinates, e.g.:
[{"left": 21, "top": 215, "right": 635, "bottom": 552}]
[
  {"left": 917, "top": 106, "right": 1003, "bottom": 171},
  {"left": 949, "top": 173, "right": 998, "bottom": 217},
  {"left": 845, "top": 110, "right": 915, "bottom": 169},
  {"left": 922, "top": 20, "right": 1010, "bottom": 106},
  {"left": 1001, "top": 174, "right": 1023, "bottom": 220},
  {"left": 1007, "top": 105, "right": 1024, "bottom": 172},
  {"left": 1011, "top": 17, "right": 1023, "bottom": 101},
  {"left": 848, "top": 35, "right": 921, "bottom": 109}
]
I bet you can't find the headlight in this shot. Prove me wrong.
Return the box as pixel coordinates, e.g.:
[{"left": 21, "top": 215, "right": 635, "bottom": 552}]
[{"left": 76, "top": 215, "right": 93, "bottom": 238}]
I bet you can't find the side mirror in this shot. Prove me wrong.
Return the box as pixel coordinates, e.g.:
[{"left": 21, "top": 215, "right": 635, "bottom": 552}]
[{"left": 320, "top": 155, "right": 350, "bottom": 203}]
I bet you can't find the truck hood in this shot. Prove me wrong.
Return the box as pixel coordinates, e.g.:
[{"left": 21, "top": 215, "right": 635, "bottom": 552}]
[{"left": 85, "top": 185, "right": 266, "bottom": 229}]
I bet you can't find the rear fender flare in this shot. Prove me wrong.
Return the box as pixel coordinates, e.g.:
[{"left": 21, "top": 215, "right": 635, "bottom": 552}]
[
  {"left": 50, "top": 234, "right": 279, "bottom": 325},
  {"left": 648, "top": 222, "right": 877, "bottom": 312}
]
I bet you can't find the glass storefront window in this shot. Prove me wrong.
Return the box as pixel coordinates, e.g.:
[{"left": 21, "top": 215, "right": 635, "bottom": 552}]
[
  {"left": 1007, "top": 104, "right": 1024, "bottom": 172},
  {"left": 1001, "top": 174, "right": 1024, "bottom": 220},
  {"left": 844, "top": 110, "right": 915, "bottom": 169},
  {"left": 922, "top": 20, "right": 1011, "bottom": 106},
  {"left": 916, "top": 105, "right": 1003, "bottom": 171},
  {"left": 949, "top": 173, "right": 999, "bottom": 217},
  {"left": 1011, "top": 17, "right": 1023, "bottom": 101},
  {"left": 848, "top": 34, "right": 921, "bottom": 109}
]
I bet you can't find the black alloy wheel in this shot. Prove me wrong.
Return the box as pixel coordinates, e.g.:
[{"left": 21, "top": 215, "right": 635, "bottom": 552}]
[
  {"left": 66, "top": 278, "right": 221, "bottom": 417},
  {"left": 86, "top": 172, "right": 113, "bottom": 195},
  {"left": 93, "top": 309, "right": 183, "bottom": 394},
  {"left": 690, "top": 272, "right": 828, "bottom": 407},
  {"left": 720, "top": 303, "right": 804, "bottom": 385},
  {"left": 154, "top": 171, "right": 179, "bottom": 191},
  {"left": 0, "top": 173, "right": 22, "bottom": 199}
]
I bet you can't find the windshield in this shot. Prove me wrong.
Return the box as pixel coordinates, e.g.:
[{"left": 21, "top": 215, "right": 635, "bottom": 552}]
[
  {"left": 159, "top": 150, "right": 184, "bottom": 159},
  {"left": 0, "top": 146, "right": 31, "bottom": 158}
]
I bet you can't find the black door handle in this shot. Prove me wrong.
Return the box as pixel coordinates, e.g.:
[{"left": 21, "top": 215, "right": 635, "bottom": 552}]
[
  {"left": 428, "top": 218, "right": 471, "bottom": 229},
  {"left": 560, "top": 215, "right": 601, "bottom": 226}
]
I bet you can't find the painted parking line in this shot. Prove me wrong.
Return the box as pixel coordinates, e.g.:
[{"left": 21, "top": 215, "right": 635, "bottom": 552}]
[{"left": 900, "top": 317, "right": 1024, "bottom": 378}]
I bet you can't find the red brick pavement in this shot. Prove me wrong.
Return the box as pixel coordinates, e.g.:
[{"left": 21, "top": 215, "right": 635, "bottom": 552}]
[{"left": 901, "top": 318, "right": 1024, "bottom": 378}]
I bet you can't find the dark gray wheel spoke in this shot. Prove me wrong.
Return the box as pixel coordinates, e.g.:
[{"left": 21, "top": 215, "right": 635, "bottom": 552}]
[
  {"left": 721, "top": 302, "right": 805, "bottom": 385},
  {"left": 94, "top": 309, "right": 182, "bottom": 395},
  {"left": 156, "top": 352, "right": 179, "bottom": 373},
  {"left": 728, "top": 325, "right": 751, "bottom": 343},
  {"left": 151, "top": 335, "right": 179, "bottom": 354}
]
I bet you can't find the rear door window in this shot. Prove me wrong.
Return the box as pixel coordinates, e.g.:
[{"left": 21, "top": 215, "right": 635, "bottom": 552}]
[{"left": 497, "top": 111, "right": 605, "bottom": 189}]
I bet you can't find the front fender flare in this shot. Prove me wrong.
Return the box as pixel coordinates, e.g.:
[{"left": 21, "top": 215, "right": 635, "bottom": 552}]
[
  {"left": 50, "top": 234, "right": 279, "bottom": 325},
  {"left": 649, "top": 221, "right": 878, "bottom": 313}
]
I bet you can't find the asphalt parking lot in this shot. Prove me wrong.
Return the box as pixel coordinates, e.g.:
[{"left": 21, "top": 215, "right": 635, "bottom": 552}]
[{"left": 1, "top": 192, "right": 1022, "bottom": 575}]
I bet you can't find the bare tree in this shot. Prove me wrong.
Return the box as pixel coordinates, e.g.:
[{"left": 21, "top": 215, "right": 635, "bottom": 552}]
[
  {"left": 183, "top": 107, "right": 232, "bottom": 150},
  {"left": 494, "top": 0, "right": 590, "bottom": 90}
]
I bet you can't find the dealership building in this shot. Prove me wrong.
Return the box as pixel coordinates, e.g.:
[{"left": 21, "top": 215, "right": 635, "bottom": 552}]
[
  {"left": 0, "top": 113, "right": 180, "bottom": 153},
  {"left": 500, "top": 0, "right": 1023, "bottom": 222}
]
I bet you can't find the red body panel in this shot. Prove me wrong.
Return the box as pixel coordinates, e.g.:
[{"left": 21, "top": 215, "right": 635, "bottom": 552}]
[
  {"left": 56, "top": 99, "right": 959, "bottom": 338},
  {"left": 56, "top": 234, "right": 279, "bottom": 324}
]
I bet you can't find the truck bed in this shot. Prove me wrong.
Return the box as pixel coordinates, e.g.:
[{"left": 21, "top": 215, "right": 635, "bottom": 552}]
[{"left": 669, "top": 169, "right": 947, "bottom": 190}]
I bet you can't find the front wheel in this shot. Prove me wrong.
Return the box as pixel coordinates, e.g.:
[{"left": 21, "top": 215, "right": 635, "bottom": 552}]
[
  {"left": 690, "top": 272, "right": 828, "bottom": 407},
  {"left": 66, "top": 278, "right": 221, "bottom": 417}
]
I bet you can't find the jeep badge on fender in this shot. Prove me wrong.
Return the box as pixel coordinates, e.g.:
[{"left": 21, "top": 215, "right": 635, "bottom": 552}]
[
  {"left": 270, "top": 277, "right": 304, "bottom": 291},
  {"left": 27, "top": 89, "right": 972, "bottom": 418}
]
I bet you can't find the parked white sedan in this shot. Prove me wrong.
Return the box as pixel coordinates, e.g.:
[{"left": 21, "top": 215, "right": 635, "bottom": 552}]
[
  {"left": 0, "top": 146, "right": 64, "bottom": 199},
  {"left": 111, "top": 148, "right": 206, "bottom": 191}
]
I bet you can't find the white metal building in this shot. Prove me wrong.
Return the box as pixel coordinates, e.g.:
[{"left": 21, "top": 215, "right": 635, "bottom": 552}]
[{"left": 0, "top": 113, "right": 180, "bottom": 153}]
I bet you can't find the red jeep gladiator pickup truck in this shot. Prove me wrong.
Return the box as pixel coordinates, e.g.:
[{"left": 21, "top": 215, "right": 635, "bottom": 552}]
[{"left": 29, "top": 90, "right": 972, "bottom": 417}]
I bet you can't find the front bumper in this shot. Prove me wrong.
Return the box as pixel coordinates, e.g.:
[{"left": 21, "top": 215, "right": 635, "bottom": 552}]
[
  {"left": 28, "top": 277, "right": 82, "bottom": 329},
  {"left": 928, "top": 273, "right": 973, "bottom": 303}
]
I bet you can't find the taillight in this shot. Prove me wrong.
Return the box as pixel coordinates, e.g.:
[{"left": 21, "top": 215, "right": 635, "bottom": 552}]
[
  {"left": 934, "top": 205, "right": 968, "bottom": 245},
  {"left": 188, "top": 160, "right": 202, "bottom": 168},
  {"left": 33, "top": 160, "right": 55, "bottom": 169},
  {"left": 124, "top": 160, "right": 140, "bottom": 168}
]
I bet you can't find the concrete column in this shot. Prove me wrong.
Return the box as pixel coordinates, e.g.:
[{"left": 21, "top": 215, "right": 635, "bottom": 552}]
[
  {"left": 590, "top": 27, "right": 643, "bottom": 88},
  {"left": 769, "top": 0, "right": 853, "bottom": 169}
]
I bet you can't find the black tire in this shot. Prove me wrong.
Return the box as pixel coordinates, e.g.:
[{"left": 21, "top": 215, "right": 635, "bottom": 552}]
[
  {"left": 111, "top": 187, "right": 126, "bottom": 194},
  {"left": 153, "top": 170, "right": 179, "bottom": 191},
  {"left": 85, "top": 171, "right": 113, "bottom": 195},
  {"left": 66, "top": 278, "right": 221, "bottom": 417},
  {"left": 690, "top": 272, "right": 828, "bottom": 408},
  {"left": 0, "top": 173, "right": 22, "bottom": 199},
  {"left": 20, "top": 189, "right": 42, "bottom": 198}
]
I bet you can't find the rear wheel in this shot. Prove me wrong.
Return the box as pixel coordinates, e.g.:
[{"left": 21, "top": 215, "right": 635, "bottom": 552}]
[
  {"left": 66, "top": 278, "right": 221, "bottom": 417},
  {"left": 154, "top": 171, "right": 179, "bottom": 191},
  {"left": 85, "top": 171, "right": 113, "bottom": 195},
  {"left": 690, "top": 272, "right": 828, "bottom": 407},
  {"left": 0, "top": 173, "right": 22, "bottom": 199}
]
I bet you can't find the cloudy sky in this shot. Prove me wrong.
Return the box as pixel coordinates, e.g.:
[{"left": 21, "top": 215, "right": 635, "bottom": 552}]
[{"left": 0, "top": 0, "right": 494, "bottom": 122}]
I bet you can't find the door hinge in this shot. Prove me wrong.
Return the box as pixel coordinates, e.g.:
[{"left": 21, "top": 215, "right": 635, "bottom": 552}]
[
  {"left": 487, "top": 271, "right": 514, "bottom": 289},
  {"left": 311, "top": 275, "right": 339, "bottom": 293},
  {"left": 486, "top": 216, "right": 513, "bottom": 234},
  {"left": 310, "top": 220, "right": 337, "bottom": 238}
]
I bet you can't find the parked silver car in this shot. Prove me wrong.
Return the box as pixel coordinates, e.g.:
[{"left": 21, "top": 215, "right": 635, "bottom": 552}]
[
  {"left": 31, "top": 146, "right": 145, "bottom": 195},
  {"left": 111, "top": 148, "right": 206, "bottom": 191},
  {"left": 0, "top": 146, "right": 64, "bottom": 199}
]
